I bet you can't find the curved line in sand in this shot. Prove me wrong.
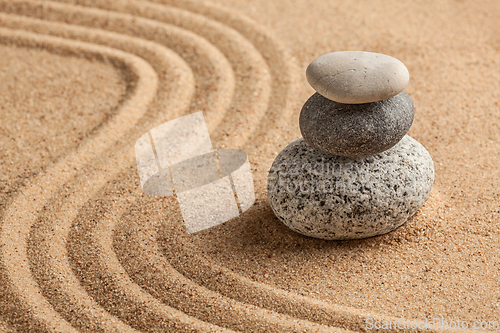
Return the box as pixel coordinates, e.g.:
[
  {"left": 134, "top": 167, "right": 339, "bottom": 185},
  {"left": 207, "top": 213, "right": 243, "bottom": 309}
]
[
  {"left": 0, "top": 0, "right": 235, "bottom": 132},
  {"left": 49, "top": 0, "right": 301, "bottom": 150},
  {"left": 0, "top": 4, "right": 337, "bottom": 332},
  {"left": 151, "top": 0, "right": 303, "bottom": 150},
  {"left": 60, "top": 177, "right": 338, "bottom": 332},
  {"left": 0, "top": 27, "right": 158, "bottom": 332},
  {"left": 50, "top": 0, "right": 276, "bottom": 148},
  {"left": 59, "top": 181, "right": 233, "bottom": 332},
  {"left": 6, "top": 16, "right": 227, "bottom": 331},
  {"left": 0, "top": 1, "right": 477, "bottom": 333},
  {"left": 0, "top": 10, "right": 240, "bottom": 332},
  {"left": 50, "top": 2, "right": 425, "bottom": 331},
  {"left": 0, "top": 2, "right": 273, "bottom": 332},
  {"left": 0, "top": 2, "right": 344, "bottom": 330},
  {"left": 108, "top": 197, "right": 341, "bottom": 332}
]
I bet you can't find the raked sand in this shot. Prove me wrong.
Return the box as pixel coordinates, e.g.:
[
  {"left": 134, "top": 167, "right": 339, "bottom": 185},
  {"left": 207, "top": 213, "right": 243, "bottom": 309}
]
[{"left": 0, "top": 0, "right": 499, "bottom": 332}]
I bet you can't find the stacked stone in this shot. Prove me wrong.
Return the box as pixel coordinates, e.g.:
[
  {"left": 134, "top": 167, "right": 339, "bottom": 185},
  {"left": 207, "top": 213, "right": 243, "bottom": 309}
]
[{"left": 267, "top": 51, "right": 434, "bottom": 240}]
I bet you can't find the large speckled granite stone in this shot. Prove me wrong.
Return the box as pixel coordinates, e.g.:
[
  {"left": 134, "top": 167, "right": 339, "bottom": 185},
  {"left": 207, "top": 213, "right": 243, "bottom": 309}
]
[
  {"left": 306, "top": 51, "right": 409, "bottom": 104},
  {"left": 267, "top": 135, "right": 434, "bottom": 240},
  {"left": 299, "top": 91, "right": 414, "bottom": 157}
]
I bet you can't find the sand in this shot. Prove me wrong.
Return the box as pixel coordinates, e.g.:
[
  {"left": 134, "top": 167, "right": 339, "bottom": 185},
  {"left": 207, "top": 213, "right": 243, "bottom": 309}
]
[{"left": 0, "top": 0, "right": 499, "bottom": 332}]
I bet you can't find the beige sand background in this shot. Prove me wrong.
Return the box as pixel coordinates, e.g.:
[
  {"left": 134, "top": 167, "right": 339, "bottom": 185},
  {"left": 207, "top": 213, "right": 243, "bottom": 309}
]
[{"left": 0, "top": 0, "right": 499, "bottom": 332}]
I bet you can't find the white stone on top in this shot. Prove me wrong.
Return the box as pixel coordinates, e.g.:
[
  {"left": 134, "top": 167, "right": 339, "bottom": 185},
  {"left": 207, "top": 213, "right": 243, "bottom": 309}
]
[{"left": 306, "top": 51, "right": 409, "bottom": 104}]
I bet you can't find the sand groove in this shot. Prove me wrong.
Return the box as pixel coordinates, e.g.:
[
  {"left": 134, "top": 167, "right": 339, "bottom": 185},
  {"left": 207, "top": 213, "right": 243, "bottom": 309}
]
[
  {"left": 10, "top": 17, "right": 216, "bottom": 333},
  {"left": 0, "top": 12, "right": 237, "bottom": 331},
  {"left": 0, "top": 0, "right": 485, "bottom": 332},
  {"left": 152, "top": 0, "right": 303, "bottom": 150},
  {"left": 53, "top": 0, "right": 273, "bottom": 145},
  {"left": 0, "top": 0, "right": 235, "bottom": 131},
  {"left": 0, "top": 12, "right": 207, "bottom": 331},
  {"left": 50, "top": 0, "right": 300, "bottom": 149},
  {"left": 0, "top": 0, "right": 285, "bottom": 331},
  {"left": 161, "top": 231, "right": 408, "bottom": 332},
  {"left": 108, "top": 196, "right": 345, "bottom": 332},
  {"left": 35, "top": 167, "right": 231, "bottom": 332},
  {"left": 0, "top": 27, "right": 157, "bottom": 332},
  {"left": 0, "top": 5, "right": 239, "bottom": 332},
  {"left": 1, "top": 4, "right": 282, "bottom": 327},
  {"left": 62, "top": 182, "right": 340, "bottom": 332}
]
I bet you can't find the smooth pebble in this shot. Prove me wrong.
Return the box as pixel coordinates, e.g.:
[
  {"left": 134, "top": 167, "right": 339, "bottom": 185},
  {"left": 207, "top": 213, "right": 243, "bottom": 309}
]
[
  {"left": 299, "top": 91, "right": 414, "bottom": 157},
  {"left": 306, "top": 51, "right": 409, "bottom": 104},
  {"left": 267, "top": 135, "right": 434, "bottom": 240}
]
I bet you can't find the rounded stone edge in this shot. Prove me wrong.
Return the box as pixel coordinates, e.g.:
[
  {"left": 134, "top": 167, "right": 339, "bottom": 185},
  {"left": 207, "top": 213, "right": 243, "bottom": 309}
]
[
  {"left": 299, "top": 91, "right": 415, "bottom": 157},
  {"left": 267, "top": 135, "right": 435, "bottom": 240},
  {"left": 306, "top": 51, "right": 410, "bottom": 104}
]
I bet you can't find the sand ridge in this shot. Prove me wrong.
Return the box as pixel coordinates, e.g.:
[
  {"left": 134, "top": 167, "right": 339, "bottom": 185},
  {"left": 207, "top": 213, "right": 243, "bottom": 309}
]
[{"left": 0, "top": 0, "right": 498, "bottom": 332}]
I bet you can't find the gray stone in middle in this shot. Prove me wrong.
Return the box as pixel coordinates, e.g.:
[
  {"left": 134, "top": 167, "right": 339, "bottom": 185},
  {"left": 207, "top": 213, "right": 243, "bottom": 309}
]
[{"left": 299, "top": 91, "right": 414, "bottom": 157}]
